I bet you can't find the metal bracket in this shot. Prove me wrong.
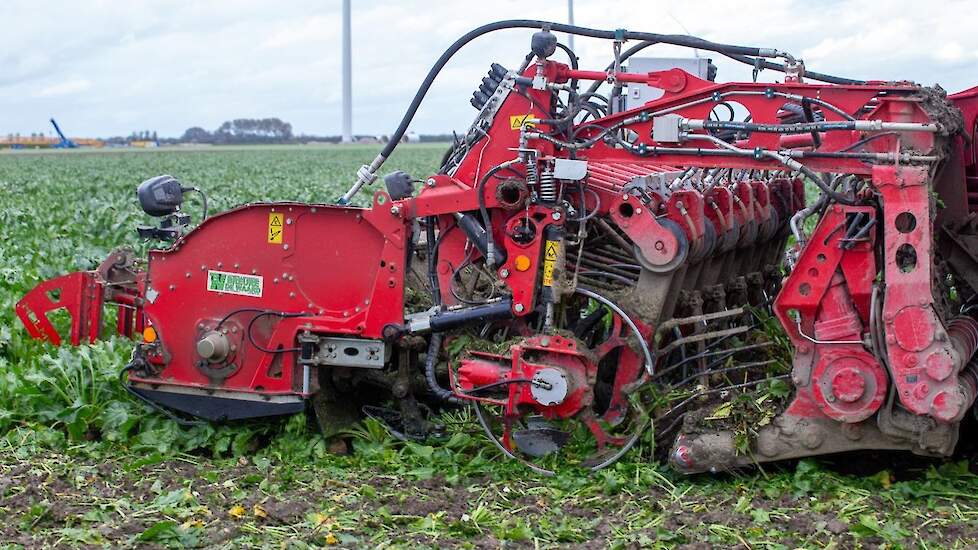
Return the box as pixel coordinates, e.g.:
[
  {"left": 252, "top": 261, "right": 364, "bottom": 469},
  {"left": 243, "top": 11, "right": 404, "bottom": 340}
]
[{"left": 299, "top": 335, "right": 388, "bottom": 369}]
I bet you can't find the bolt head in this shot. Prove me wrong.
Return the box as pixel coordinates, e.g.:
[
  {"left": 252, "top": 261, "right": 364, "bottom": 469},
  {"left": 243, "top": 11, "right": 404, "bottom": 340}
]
[
  {"left": 514, "top": 303, "right": 525, "bottom": 313},
  {"left": 390, "top": 205, "right": 400, "bottom": 215},
  {"left": 500, "top": 269, "right": 510, "bottom": 278},
  {"left": 426, "top": 178, "right": 436, "bottom": 187}
]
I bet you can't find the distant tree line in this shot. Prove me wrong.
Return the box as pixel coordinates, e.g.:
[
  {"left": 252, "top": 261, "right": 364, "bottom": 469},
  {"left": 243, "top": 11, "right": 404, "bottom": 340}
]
[
  {"left": 92, "top": 118, "right": 455, "bottom": 145},
  {"left": 180, "top": 118, "right": 294, "bottom": 144}
]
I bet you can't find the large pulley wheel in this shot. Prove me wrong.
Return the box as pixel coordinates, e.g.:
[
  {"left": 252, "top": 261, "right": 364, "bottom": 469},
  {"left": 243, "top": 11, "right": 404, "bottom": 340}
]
[{"left": 470, "top": 289, "right": 654, "bottom": 475}]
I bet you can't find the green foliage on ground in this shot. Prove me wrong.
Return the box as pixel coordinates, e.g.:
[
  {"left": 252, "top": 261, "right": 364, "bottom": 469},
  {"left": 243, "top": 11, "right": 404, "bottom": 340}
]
[{"left": 1, "top": 145, "right": 977, "bottom": 548}]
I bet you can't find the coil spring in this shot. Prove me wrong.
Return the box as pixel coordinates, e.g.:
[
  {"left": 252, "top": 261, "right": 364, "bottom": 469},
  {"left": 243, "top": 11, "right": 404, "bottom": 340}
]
[
  {"left": 525, "top": 159, "right": 538, "bottom": 187},
  {"left": 539, "top": 168, "right": 557, "bottom": 203}
]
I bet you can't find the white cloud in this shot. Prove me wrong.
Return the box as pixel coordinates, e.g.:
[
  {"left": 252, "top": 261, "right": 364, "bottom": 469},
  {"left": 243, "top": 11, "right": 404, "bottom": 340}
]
[
  {"left": 934, "top": 42, "right": 965, "bottom": 63},
  {"left": 1, "top": 0, "right": 977, "bottom": 137},
  {"left": 39, "top": 78, "right": 92, "bottom": 97}
]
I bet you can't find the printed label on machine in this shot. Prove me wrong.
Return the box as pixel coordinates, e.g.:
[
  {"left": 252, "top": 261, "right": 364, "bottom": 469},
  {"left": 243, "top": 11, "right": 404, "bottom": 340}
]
[
  {"left": 207, "top": 270, "right": 264, "bottom": 298},
  {"left": 509, "top": 114, "right": 535, "bottom": 130},
  {"left": 542, "top": 240, "right": 560, "bottom": 286},
  {"left": 268, "top": 212, "right": 284, "bottom": 244}
]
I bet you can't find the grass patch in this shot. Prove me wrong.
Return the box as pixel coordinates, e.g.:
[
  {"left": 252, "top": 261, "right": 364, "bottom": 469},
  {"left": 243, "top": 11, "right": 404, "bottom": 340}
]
[{"left": 2, "top": 146, "right": 978, "bottom": 548}]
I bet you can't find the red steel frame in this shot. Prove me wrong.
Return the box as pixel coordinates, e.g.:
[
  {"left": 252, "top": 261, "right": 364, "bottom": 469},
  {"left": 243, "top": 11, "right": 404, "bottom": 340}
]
[{"left": 15, "top": 58, "right": 978, "bottom": 432}]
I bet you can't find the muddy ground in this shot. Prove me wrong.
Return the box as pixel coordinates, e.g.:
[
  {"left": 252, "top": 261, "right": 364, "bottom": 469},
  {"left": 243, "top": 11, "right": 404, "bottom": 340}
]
[{"left": 3, "top": 447, "right": 978, "bottom": 549}]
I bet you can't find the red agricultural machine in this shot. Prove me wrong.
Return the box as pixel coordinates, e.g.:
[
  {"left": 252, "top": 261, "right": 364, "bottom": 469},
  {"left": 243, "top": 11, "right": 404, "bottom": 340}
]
[{"left": 17, "top": 21, "right": 978, "bottom": 474}]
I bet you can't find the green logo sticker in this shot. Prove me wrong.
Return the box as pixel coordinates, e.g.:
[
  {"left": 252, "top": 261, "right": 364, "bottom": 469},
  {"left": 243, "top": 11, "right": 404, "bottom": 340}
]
[{"left": 207, "top": 270, "right": 263, "bottom": 298}]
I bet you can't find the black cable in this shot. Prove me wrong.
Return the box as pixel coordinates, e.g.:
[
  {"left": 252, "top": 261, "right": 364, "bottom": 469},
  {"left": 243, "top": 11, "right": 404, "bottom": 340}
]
[
  {"left": 462, "top": 377, "right": 538, "bottom": 394},
  {"left": 246, "top": 311, "right": 305, "bottom": 353},
  {"left": 215, "top": 307, "right": 275, "bottom": 330},
  {"left": 186, "top": 187, "right": 208, "bottom": 220},
  {"left": 119, "top": 362, "right": 206, "bottom": 426}
]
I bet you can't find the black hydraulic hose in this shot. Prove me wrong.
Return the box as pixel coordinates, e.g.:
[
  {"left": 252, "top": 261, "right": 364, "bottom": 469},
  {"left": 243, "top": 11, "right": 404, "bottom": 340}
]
[
  {"left": 425, "top": 218, "right": 442, "bottom": 307},
  {"left": 345, "top": 19, "right": 863, "bottom": 203},
  {"left": 554, "top": 41, "right": 579, "bottom": 70},
  {"left": 721, "top": 53, "right": 865, "bottom": 85},
  {"left": 377, "top": 19, "right": 795, "bottom": 163},
  {"left": 423, "top": 332, "right": 461, "bottom": 404},
  {"left": 478, "top": 161, "right": 516, "bottom": 267},
  {"left": 701, "top": 119, "right": 858, "bottom": 134},
  {"left": 801, "top": 98, "right": 822, "bottom": 148},
  {"left": 802, "top": 165, "right": 859, "bottom": 206}
]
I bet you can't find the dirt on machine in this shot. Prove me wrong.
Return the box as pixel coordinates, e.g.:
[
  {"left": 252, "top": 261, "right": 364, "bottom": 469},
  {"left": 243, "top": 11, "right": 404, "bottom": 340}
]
[{"left": 16, "top": 20, "right": 978, "bottom": 475}]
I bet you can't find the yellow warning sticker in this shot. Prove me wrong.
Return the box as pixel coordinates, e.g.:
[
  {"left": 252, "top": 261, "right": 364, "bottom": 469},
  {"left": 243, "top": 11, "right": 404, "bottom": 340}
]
[
  {"left": 544, "top": 240, "right": 560, "bottom": 261},
  {"left": 267, "top": 212, "right": 283, "bottom": 244},
  {"left": 509, "top": 114, "right": 535, "bottom": 130},
  {"left": 542, "top": 262, "right": 555, "bottom": 287},
  {"left": 542, "top": 239, "right": 560, "bottom": 286}
]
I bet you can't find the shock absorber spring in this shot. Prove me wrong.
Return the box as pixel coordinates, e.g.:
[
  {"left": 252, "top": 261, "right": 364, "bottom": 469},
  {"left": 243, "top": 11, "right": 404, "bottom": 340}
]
[
  {"left": 525, "top": 157, "right": 538, "bottom": 188},
  {"left": 539, "top": 166, "right": 557, "bottom": 203}
]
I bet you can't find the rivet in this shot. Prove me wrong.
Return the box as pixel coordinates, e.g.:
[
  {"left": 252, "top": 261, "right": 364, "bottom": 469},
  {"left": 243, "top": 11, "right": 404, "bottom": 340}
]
[
  {"left": 426, "top": 178, "right": 436, "bottom": 187},
  {"left": 286, "top": 218, "right": 293, "bottom": 225}
]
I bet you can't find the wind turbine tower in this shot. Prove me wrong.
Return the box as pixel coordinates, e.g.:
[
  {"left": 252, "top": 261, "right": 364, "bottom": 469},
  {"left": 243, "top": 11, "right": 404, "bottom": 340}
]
[{"left": 341, "top": 0, "right": 353, "bottom": 143}]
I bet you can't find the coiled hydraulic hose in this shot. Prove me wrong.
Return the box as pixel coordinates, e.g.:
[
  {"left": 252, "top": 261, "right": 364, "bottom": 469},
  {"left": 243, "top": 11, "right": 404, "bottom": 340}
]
[
  {"left": 423, "top": 332, "right": 461, "bottom": 404},
  {"left": 340, "top": 19, "right": 858, "bottom": 203}
]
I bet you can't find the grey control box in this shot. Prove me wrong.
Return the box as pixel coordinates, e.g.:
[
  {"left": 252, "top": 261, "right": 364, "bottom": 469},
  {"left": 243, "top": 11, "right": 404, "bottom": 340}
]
[{"left": 623, "top": 57, "right": 714, "bottom": 110}]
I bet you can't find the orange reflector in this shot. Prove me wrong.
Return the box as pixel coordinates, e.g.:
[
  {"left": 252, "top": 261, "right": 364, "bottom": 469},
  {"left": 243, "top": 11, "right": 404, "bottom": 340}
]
[
  {"left": 143, "top": 326, "right": 157, "bottom": 343},
  {"left": 514, "top": 255, "right": 531, "bottom": 272}
]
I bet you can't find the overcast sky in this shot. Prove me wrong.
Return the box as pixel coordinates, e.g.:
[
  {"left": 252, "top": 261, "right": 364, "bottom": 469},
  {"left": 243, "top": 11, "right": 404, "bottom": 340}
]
[{"left": 3, "top": 0, "right": 977, "bottom": 138}]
